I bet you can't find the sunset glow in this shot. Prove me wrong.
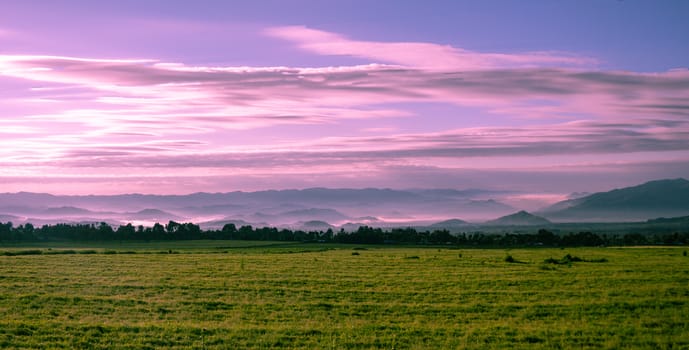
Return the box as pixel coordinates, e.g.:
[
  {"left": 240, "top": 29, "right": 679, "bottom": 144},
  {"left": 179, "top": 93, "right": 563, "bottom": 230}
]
[{"left": 1, "top": 1, "right": 688, "bottom": 198}]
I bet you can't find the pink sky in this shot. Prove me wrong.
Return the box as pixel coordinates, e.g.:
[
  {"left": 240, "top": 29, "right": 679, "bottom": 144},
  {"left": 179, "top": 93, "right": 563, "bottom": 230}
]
[{"left": 1, "top": 1, "right": 688, "bottom": 203}]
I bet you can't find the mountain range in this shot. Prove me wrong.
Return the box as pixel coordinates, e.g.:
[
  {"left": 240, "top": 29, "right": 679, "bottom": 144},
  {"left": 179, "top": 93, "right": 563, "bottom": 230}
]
[
  {"left": 538, "top": 178, "right": 689, "bottom": 222},
  {"left": 0, "top": 178, "right": 687, "bottom": 229},
  {"left": 0, "top": 187, "right": 515, "bottom": 228},
  {"left": 485, "top": 211, "right": 551, "bottom": 226}
]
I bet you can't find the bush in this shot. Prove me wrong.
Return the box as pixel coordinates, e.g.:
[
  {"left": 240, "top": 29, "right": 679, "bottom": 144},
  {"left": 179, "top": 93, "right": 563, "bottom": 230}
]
[
  {"left": 543, "top": 257, "right": 560, "bottom": 264},
  {"left": 43, "top": 249, "right": 77, "bottom": 255},
  {"left": 562, "top": 254, "right": 583, "bottom": 263},
  {"left": 3, "top": 250, "right": 43, "bottom": 256},
  {"left": 544, "top": 254, "right": 607, "bottom": 264}
]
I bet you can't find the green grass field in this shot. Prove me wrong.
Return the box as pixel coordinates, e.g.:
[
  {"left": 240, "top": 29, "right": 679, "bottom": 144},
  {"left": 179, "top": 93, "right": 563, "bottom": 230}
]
[{"left": 0, "top": 241, "right": 687, "bottom": 349}]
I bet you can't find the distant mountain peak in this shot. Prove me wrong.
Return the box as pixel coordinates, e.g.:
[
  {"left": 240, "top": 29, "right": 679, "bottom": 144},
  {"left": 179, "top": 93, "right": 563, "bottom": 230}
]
[
  {"left": 486, "top": 210, "right": 551, "bottom": 226},
  {"left": 430, "top": 218, "right": 470, "bottom": 227},
  {"left": 647, "top": 178, "right": 688, "bottom": 184},
  {"left": 42, "top": 206, "right": 93, "bottom": 215},
  {"left": 126, "top": 208, "right": 181, "bottom": 221},
  {"left": 0, "top": 187, "right": 517, "bottom": 226},
  {"left": 135, "top": 208, "right": 170, "bottom": 215},
  {"left": 542, "top": 178, "right": 689, "bottom": 222},
  {"left": 298, "top": 220, "right": 334, "bottom": 230}
]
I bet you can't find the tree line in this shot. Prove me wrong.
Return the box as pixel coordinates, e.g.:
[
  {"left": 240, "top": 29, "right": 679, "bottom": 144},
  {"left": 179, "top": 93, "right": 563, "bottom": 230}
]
[{"left": 0, "top": 221, "right": 687, "bottom": 246}]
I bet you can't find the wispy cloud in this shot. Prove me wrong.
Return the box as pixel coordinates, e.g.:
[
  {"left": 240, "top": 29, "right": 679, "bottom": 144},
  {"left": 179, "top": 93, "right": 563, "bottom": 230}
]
[
  {"left": 1, "top": 55, "right": 688, "bottom": 165},
  {"left": 3, "top": 158, "right": 688, "bottom": 196},
  {"left": 1, "top": 26, "right": 688, "bottom": 194},
  {"left": 4, "top": 118, "right": 687, "bottom": 174},
  {"left": 2, "top": 55, "right": 688, "bottom": 130},
  {"left": 265, "top": 26, "right": 596, "bottom": 70}
]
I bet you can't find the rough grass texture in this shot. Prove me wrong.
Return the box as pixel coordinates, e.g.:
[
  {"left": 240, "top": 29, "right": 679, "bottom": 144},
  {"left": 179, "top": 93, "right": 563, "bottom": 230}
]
[{"left": 0, "top": 241, "right": 688, "bottom": 349}]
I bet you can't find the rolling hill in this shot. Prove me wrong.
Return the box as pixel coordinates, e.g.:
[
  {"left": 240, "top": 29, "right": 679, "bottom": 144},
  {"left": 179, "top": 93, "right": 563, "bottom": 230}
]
[
  {"left": 541, "top": 178, "right": 689, "bottom": 222},
  {"left": 539, "top": 179, "right": 689, "bottom": 222},
  {"left": 485, "top": 211, "right": 551, "bottom": 226},
  {"left": 430, "top": 218, "right": 470, "bottom": 228},
  {"left": 0, "top": 188, "right": 514, "bottom": 226}
]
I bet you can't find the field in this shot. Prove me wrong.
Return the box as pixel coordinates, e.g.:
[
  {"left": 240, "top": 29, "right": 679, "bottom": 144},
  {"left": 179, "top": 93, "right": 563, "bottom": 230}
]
[{"left": 0, "top": 241, "right": 688, "bottom": 349}]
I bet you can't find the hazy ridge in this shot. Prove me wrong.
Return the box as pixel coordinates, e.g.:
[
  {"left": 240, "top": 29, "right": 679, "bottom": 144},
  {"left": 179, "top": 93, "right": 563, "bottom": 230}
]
[{"left": 0, "top": 178, "right": 688, "bottom": 230}]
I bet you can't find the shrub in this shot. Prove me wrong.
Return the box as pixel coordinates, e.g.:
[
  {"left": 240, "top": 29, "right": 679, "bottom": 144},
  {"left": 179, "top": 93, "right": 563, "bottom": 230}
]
[
  {"left": 543, "top": 257, "right": 560, "bottom": 264},
  {"left": 45, "top": 249, "right": 78, "bottom": 255},
  {"left": 4, "top": 250, "right": 43, "bottom": 256},
  {"left": 562, "top": 254, "right": 583, "bottom": 263},
  {"left": 544, "top": 254, "right": 607, "bottom": 264}
]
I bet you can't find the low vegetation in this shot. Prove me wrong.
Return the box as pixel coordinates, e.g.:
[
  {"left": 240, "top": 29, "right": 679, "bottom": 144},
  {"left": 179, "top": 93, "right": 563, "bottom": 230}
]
[
  {"left": 543, "top": 253, "right": 609, "bottom": 265},
  {"left": 0, "top": 242, "right": 687, "bottom": 348},
  {"left": 2, "top": 221, "right": 689, "bottom": 247}
]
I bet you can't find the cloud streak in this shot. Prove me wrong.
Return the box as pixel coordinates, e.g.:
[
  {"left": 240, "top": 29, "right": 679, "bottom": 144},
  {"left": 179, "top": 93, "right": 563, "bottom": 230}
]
[
  {"left": 264, "top": 26, "right": 596, "bottom": 70},
  {"left": 1, "top": 26, "right": 688, "bottom": 195},
  {"left": 4, "top": 119, "right": 688, "bottom": 173},
  {"left": 2, "top": 55, "right": 688, "bottom": 129}
]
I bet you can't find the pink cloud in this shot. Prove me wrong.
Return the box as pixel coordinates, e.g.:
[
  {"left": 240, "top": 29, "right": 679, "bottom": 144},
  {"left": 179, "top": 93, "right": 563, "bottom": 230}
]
[
  {"left": 3, "top": 55, "right": 687, "bottom": 128},
  {"left": 265, "top": 26, "right": 596, "bottom": 70},
  {"left": 3, "top": 157, "right": 688, "bottom": 196},
  {"left": 1, "top": 51, "right": 688, "bottom": 195},
  {"left": 3, "top": 117, "right": 686, "bottom": 173}
]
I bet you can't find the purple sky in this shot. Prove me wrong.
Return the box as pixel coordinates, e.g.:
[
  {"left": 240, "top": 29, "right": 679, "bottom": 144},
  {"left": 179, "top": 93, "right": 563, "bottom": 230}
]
[{"left": 1, "top": 0, "right": 688, "bottom": 206}]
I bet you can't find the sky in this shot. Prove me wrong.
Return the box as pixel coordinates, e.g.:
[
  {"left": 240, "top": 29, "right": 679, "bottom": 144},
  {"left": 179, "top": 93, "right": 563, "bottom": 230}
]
[{"left": 1, "top": 0, "right": 688, "bottom": 204}]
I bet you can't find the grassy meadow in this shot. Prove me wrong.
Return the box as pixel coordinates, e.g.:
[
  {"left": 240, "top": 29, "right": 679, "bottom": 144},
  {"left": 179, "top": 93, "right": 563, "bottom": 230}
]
[{"left": 0, "top": 241, "right": 688, "bottom": 349}]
